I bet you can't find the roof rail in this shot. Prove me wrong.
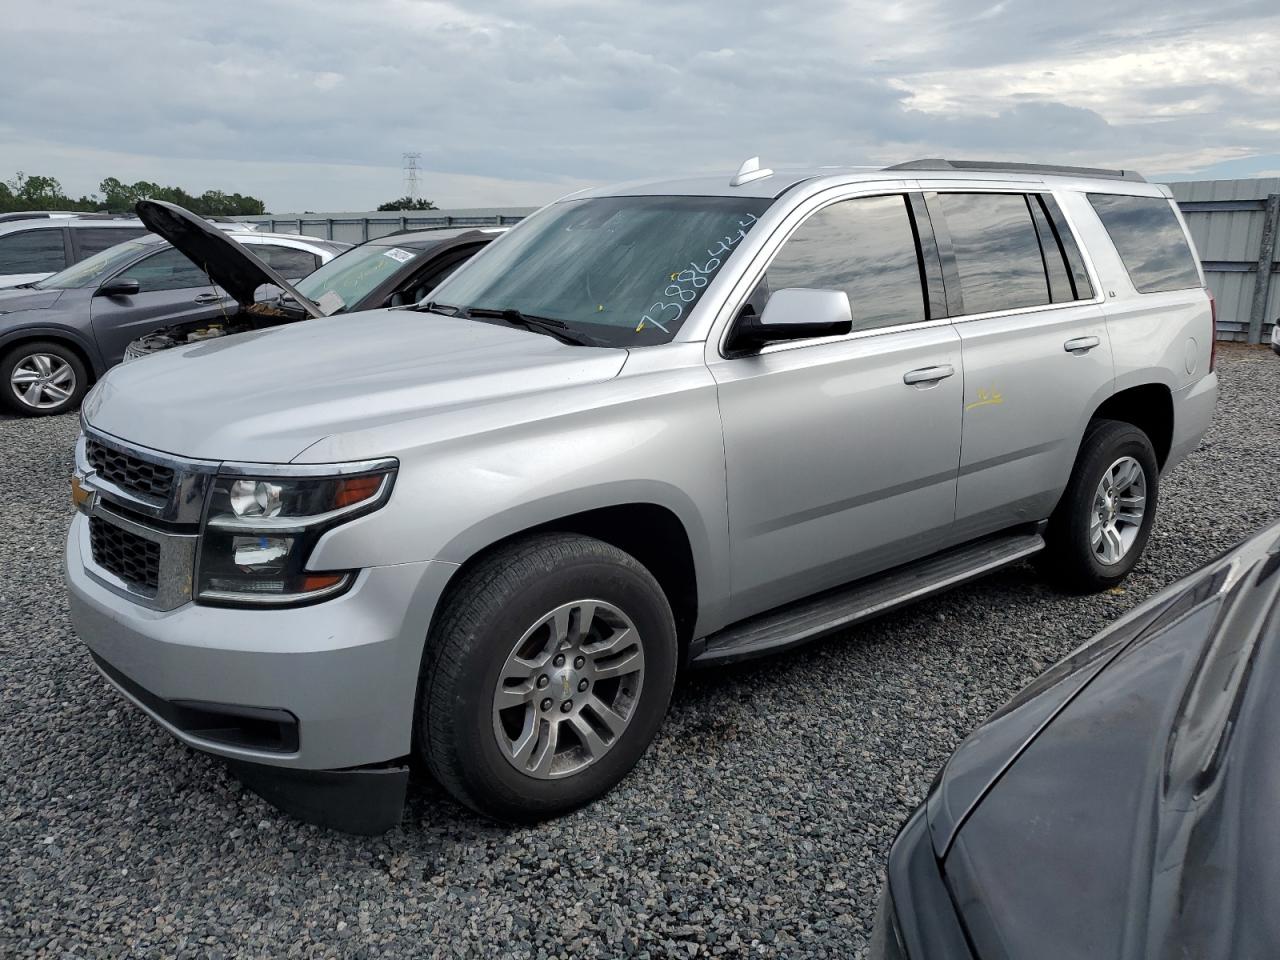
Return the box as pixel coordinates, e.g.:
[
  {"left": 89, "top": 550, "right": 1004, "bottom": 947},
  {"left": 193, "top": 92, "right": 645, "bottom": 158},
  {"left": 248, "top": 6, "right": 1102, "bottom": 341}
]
[{"left": 884, "top": 158, "right": 1146, "bottom": 182}]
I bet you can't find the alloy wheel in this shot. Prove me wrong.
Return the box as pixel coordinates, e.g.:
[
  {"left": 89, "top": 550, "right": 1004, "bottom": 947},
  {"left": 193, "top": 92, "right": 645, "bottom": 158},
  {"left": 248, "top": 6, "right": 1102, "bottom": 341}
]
[
  {"left": 492, "top": 599, "right": 645, "bottom": 779},
  {"left": 1091, "top": 455, "right": 1147, "bottom": 565},
  {"left": 10, "top": 353, "right": 76, "bottom": 411}
]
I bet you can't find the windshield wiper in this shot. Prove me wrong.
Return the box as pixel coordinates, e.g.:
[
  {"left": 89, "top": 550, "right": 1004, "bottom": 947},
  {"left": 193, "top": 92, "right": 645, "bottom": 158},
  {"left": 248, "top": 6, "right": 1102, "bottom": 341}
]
[
  {"left": 464, "top": 306, "right": 597, "bottom": 346},
  {"left": 417, "top": 300, "right": 463, "bottom": 317}
]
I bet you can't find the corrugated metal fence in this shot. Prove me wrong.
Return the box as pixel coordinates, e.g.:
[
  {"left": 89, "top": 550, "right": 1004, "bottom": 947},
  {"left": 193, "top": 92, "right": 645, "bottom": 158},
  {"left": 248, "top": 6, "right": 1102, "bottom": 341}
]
[
  {"left": 233, "top": 207, "right": 536, "bottom": 245},
  {"left": 1168, "top": 179, "right": 1280, "bottom": 344},
  {"left": 240, "top": 184, "right": 1280, "bottom": 343}
]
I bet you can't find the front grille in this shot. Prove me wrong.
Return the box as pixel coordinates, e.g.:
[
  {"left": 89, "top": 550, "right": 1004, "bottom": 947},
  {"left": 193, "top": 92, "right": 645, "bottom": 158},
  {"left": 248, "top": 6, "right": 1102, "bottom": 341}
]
[
  {"left": 86, "top": 439, "right": 175, "bottom": 502},
  {"left": 89, "top": 516, "right": 161, "bottom": 591}
]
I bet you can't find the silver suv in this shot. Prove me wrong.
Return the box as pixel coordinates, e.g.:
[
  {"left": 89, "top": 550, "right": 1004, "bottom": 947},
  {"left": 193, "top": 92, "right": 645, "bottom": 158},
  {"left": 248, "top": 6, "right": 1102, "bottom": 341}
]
[{"left": 65, "top": 159, "right": 1218, "bottom": 832}]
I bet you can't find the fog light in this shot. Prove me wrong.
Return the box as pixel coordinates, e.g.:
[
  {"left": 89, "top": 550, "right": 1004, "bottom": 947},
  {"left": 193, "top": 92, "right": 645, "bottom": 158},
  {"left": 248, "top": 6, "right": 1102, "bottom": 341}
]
[{"left": 229, "top": 479, "right": 283, "bottom": 518}]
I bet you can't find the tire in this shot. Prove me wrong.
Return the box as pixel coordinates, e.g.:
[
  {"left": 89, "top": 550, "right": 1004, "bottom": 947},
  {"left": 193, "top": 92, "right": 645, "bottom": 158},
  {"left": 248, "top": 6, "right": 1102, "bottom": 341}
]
[
  {"left": 1, "top": 340, "right": 89, "bottom": 416},
  {"left": 1041, "top": 418, "right": 1159, "bottom": 591},
  {"left": 417, "top": 533, "right": 678, "bottom": 822}
]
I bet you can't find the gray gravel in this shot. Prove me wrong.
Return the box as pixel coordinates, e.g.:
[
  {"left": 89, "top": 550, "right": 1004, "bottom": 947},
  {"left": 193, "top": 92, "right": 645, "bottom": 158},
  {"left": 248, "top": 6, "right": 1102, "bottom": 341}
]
[{"left": 2, "top": 346, "right": 1278, "bottom": 959}]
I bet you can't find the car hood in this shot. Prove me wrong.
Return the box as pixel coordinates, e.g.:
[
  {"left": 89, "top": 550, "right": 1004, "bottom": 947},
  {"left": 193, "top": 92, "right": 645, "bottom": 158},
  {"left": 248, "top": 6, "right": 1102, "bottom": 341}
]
[
  {"left": 135, "top": 199, "right": 325, "bottom": 317},
  {"left": 937, "top": 521, "right": 1280, "bottom": 960},
  {"left": 0, "top": 287, "right": 66, "bottom": 313},
  {"left": 83, "top": 308, "right": 629, "bottom": 462}
]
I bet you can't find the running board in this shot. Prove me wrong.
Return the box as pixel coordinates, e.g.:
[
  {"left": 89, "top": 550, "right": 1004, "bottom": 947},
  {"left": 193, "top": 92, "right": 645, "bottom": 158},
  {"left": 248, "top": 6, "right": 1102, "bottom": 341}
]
[{"left": 691, "top": 532, "right": 1045, "bottom": 666}]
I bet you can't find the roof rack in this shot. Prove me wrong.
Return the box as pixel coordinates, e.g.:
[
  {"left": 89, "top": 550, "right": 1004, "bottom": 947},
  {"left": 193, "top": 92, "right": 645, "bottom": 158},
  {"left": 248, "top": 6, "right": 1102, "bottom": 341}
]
[{"left": 884, "top": 158, "right": 1146, "bottom": 183}]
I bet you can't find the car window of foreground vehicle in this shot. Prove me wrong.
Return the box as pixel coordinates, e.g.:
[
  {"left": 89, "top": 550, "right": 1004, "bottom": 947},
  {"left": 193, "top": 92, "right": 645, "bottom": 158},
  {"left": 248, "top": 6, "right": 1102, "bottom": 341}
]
[
  {"left": 426, "top": 195, "right": 773, "bottom": 347},
  {"left": 33, "top": 240, "right": 150, "bottom": 290}
]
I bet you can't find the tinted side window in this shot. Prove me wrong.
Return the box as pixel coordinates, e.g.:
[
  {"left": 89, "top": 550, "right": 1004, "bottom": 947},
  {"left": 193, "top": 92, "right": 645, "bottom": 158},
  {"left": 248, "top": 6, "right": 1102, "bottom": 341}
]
[
  {"left": 1087, "top": 194, "right": 1200, "bottom": 293},
  {"left": 0, "top": 229, "right": 66, "bottom": 274},
  {"left": 117, "top": 248, "right": 212, "bottom": 292},
  {"left": 764, "top": 194, "right": 926, "bottom": 332},
  {"left": 1028, "top": 199, "right": 1074, "bottom": 303},
  {"left": 936, "top": 193, "right": 1050, "bottom": 315},
  {"left": 253, "top": 245, "right": 320, "bottom": 279},
  {"left": 74, "top": 227, "right": 148, "bottom": 259},
  {"left": 1039, "top": 195, "right": 1093, "bottom": 300}
]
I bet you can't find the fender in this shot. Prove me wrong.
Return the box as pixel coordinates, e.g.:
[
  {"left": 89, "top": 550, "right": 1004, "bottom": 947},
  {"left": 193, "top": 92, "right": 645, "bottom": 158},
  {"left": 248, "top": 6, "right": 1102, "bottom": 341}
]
[
  {"left": 434, "top": 478, "right": 730, "bottom": 637},
  {"left": 0, "top": 323, "right": 107, "bottom": 377}
]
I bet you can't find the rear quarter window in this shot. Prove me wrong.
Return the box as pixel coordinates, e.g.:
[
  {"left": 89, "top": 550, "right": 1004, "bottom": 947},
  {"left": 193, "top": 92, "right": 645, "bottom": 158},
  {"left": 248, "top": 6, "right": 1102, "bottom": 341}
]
[{"left": 1087, "top": 194, "right": 1201, "bottom": 294}]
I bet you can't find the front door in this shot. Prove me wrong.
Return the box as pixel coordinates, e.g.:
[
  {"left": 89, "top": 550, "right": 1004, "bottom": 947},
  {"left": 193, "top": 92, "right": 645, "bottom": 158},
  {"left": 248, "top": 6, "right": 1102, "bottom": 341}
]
[
  {"left": 90, "top": 247, "right": 236, "bottom": 365},
  {"left": 925, "top": 190, "right": 1115, "bottom": 536},
  {"left": 708, "top": 193, "right": 963, "bottom": 622}
]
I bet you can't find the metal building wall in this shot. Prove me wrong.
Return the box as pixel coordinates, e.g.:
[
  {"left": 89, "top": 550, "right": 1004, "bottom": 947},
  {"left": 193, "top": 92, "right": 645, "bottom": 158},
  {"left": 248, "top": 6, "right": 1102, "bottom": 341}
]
[
  {"left": 232, "top": 207, "right": 537, "bottom": 244},
  {"left": 1168, "top": 179, "right": 1280, "bottom": 343}
]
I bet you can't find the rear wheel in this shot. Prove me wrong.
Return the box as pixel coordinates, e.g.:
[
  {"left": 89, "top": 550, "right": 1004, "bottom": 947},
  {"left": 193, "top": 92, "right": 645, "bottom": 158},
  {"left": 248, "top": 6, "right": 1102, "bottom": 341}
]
[
  {"left": 1, "top": 341, "right": 88, "bottom": 416},
  {"left": 1041, "top": 419, "right": 1159, "bottom": 591},
  {"left": 417, "top": 533, "right": 677, "bottom": 822}
]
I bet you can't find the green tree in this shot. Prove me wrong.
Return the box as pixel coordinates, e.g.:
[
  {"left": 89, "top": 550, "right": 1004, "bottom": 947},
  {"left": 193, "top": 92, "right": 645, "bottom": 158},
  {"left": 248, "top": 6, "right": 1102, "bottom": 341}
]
[
  {"left": 4, "top": 172, "right": 267, "bottom": 216},
  {"left": 376, "top": 196, "right": 438, "bottom": 211},
  {"left": 0, "top": 172, "right": 100, "bottom": 213}
]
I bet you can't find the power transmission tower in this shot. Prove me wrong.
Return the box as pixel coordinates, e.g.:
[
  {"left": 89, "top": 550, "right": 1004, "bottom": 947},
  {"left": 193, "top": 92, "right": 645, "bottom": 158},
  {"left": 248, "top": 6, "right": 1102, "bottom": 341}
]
[{"left": 402, "top": 152, "right": 422, "bottom": 203}]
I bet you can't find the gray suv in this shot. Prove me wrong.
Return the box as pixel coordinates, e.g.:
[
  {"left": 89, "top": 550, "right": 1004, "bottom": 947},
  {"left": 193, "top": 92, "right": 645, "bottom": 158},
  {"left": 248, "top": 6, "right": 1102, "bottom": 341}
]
[{"left": 65, "top": 159, "right": 1218, "bottom": 832}]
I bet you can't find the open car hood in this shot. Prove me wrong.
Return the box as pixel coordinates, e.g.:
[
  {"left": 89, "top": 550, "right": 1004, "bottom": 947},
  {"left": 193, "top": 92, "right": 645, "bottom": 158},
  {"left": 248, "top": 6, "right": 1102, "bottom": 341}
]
[{"left": 134, "top": 200, "right": 325, "bottom": 318}]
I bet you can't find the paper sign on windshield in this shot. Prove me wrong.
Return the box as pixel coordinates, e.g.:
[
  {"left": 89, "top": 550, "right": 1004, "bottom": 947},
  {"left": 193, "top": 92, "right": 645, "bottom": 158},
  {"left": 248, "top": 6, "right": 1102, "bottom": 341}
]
[
  {"left": 383, "top": 248, "right": 415, "bottom": 264},
  {"left": 316, "top": 290, "right": 346, "bottom": 316}
]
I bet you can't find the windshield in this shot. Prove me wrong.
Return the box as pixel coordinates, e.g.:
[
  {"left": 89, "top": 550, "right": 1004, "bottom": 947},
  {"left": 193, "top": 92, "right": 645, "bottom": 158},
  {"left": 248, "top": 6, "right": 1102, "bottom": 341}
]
[
  {"left": 293, "top": 242, "right": 418, "bottom": 314},
  {"left": 428, "top": 195, "right": 772, "bottom": 346},
  {"left": 34, "top": 240, "right": 151, "bottom": 290}
]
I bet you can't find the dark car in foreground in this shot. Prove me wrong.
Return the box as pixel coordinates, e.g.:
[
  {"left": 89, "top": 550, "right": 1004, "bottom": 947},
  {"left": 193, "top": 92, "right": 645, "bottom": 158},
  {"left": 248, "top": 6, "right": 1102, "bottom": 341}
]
[
  {"left": 874, "top": 518, "right": 1280, "bottom": 959},
  {"left": 124, "top": 224, "right": 504, "bottom": 359}
]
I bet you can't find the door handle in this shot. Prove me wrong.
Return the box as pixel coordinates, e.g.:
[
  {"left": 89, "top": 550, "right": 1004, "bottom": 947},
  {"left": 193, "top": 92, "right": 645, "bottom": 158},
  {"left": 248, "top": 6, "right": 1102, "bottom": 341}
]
[
  {"left": 1064, "top": 336, "right": 1100, "bottom": 353},
  {"left": 193, "top": 293, "right": 224, "bottom": 305},
  {"left": 903, "top": 364, "right": 955, "bottom": 386}
]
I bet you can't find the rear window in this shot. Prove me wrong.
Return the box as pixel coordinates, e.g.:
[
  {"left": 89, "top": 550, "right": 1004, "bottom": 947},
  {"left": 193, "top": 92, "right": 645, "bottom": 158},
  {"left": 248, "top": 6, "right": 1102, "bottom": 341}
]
[
  {"left": 252, "top": 244, "right": 320, "bottom": 279},
  {"left": 0, "top": 228, "right": 66, "bottom": 274},
  {"left": 1087, "top": 194, "right": 1200, "bottom": 293},
  {"left": 73, "top": 226, "right": 148, "bottom": 259}
]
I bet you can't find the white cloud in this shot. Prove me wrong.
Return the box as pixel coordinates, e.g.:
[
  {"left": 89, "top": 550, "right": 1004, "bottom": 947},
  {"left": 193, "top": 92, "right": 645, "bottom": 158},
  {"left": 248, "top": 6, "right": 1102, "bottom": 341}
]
[{"left": 2, "top": 0, "right": 1278, "bottom": 209}]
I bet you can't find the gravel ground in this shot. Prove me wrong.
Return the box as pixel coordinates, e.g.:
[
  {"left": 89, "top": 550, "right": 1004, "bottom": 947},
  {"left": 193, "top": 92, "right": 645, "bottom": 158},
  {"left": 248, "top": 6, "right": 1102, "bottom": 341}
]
[{"left": 2, "top": 345, "right": 1278, "bottom": 959}]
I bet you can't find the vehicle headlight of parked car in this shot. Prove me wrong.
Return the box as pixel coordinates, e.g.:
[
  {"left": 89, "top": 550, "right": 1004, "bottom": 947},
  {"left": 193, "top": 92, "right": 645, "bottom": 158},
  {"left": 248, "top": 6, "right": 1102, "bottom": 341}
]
[
  {"left": 196, "top": 464, "right": 397, "bottom": 605},
  {"left": 72, "top": 425, "right": 397, "bottom": 608}
]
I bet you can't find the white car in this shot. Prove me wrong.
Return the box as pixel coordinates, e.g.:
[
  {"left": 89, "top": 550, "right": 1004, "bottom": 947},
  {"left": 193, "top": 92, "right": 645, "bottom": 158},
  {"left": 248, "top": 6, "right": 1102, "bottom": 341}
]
[
  {"left": 1271, "top": 318, "right": 1279, "bottom": 355},
  {"left": 0, "top": 215, "right": 151, "bottom": 289}
]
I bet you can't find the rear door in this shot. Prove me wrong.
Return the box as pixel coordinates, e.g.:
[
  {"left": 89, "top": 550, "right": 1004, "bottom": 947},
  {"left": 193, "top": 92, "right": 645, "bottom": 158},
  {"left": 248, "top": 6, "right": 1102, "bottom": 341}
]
[
  {"left": 89, "top": 247, "right": 235, "bottom": 365},
  {"left": 929, "top": 189, "right": 1113, "bottom": 536},
  {"left": 709, "top": 191, "right": 963, "bottom": 621}
]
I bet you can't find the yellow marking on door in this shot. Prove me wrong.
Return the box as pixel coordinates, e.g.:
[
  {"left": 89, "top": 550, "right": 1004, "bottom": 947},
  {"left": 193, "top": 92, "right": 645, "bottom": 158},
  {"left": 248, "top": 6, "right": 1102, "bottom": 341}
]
[{"left": 965, "top": 387, "right": 1005, "bottom": 412}]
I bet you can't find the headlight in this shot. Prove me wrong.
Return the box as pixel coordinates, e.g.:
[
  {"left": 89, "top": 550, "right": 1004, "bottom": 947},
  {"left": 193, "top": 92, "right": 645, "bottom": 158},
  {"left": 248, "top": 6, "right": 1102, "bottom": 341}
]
[{"left": 195, "top": 462, "right": 396, "bottom": 607}]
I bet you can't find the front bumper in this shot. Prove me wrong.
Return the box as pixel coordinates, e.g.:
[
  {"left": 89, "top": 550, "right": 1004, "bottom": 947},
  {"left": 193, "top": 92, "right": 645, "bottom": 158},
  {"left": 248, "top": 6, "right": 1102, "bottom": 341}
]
[{"left": 67, "top": 513, "right": 456, "bottom": 772}]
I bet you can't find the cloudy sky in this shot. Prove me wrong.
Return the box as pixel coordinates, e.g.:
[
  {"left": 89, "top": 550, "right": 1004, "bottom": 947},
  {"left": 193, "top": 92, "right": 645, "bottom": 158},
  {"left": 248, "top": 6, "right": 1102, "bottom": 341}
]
[{"left": 4, "top": 0, "right": 1279, "bottom": 212}]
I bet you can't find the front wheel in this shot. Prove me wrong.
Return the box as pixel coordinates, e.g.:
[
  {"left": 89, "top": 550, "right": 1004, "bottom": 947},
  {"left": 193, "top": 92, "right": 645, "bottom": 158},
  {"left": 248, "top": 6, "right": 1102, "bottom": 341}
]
[
  {"left": 1, "top": 341, "right": 88, "bottom": 416},
  {"left": 1041, "top": 419, "right": 1159, "bottom": 591},
  {"left": 416, "top": 534, "right": 677, "bottom": 822}
]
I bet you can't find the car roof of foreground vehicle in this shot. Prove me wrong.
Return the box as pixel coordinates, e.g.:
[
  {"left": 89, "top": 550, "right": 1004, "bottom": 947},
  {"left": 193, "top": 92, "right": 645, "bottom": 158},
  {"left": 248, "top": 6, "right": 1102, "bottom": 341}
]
[{"left": 572, "top": 156, "right": 1167, "bottom": 202}]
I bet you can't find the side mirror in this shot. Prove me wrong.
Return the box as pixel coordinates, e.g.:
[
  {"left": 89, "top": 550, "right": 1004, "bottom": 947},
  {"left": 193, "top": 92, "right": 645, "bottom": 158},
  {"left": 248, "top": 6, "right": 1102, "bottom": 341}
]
[
  {"left": 96, "top": 278, "right": 140, "bottom": 298},
  {"left": 728, "top": 288, "right": 853, "bottom": 352}
]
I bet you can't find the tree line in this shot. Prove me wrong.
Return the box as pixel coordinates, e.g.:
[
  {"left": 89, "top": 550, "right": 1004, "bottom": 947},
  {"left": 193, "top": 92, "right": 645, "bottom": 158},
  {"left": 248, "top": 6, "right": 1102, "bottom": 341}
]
[
  {"left": 1, "top": 171, "right": 440, "bottom": 217},
  {"left": 1, "top": 172, "right": 267, "bottom": 216}
]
